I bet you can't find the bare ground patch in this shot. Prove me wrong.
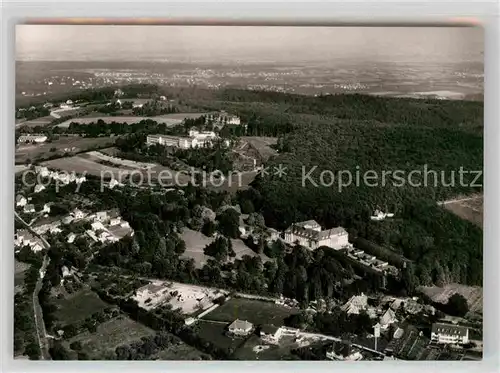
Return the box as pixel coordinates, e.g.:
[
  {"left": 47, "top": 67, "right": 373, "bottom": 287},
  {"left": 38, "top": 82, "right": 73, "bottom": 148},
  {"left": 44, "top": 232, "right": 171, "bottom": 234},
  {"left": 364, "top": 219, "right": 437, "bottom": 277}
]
[
  {"left": 440, "top": 195, "right": 483, "bottom": 228},
  {"left": 419, "top": 283, "right": 483, "bottom": 314}
]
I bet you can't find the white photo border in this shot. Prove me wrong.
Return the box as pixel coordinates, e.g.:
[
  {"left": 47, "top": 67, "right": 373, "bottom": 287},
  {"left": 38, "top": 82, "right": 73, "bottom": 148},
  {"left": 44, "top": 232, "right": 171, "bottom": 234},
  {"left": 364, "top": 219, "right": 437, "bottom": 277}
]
[{"left": 2, "top": 1, "right": 499, "bottom": 372}]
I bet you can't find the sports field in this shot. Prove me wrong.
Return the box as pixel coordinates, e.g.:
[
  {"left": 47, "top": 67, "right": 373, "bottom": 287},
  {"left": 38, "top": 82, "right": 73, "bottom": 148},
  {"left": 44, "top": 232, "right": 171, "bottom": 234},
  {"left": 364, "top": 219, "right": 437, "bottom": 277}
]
[{"left": 201, "top": 297, "right": 298, "bottom": 326}]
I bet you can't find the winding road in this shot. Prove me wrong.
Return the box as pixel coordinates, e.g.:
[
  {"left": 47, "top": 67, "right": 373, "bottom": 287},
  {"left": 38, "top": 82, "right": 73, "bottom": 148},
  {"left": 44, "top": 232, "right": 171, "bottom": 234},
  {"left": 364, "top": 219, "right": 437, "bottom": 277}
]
[{"left": 15, "top": 211, "right": 51, "bottom": 360}]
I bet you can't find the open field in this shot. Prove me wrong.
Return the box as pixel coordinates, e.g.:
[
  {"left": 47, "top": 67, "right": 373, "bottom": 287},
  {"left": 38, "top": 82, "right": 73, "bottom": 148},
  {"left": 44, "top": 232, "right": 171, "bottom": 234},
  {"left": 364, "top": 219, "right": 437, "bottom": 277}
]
[
  {"left": 67, "top": 315, "right": 155, "bottom": 359},
  {"left": 440, "top": 195, "right": 483, "bottom": 228},
  {"left": 56, "top": 112, "right": 206, "bottom": 128},
  {"left": 16, "top": 136, "right": 115, "bottom": 164},
  {"left": 132, "top": 280, "right": 228, "bottom": 314},
  {"left": 16, "top": 116, "right": 53, "bottom": 128},
  {"left": 42, "top": 154, "right": 134, "bottom": 178},
  {"left": 53, "top": 288, "right": 110, "bottom": 326},
  {"left": 42, "top": 152, "right": 193, "bottom": 185},
  {"left": 81, "top": 150, "right": 157, "bottom": 170},
  {"left": 419, "top": 283, "right": 483, "bottom": 314},
  {"left": 201, "top": 297, "right": 298, "bottom": 326},
  {"left": 180, "top": 228, "right": 270, "bottom": 269}
]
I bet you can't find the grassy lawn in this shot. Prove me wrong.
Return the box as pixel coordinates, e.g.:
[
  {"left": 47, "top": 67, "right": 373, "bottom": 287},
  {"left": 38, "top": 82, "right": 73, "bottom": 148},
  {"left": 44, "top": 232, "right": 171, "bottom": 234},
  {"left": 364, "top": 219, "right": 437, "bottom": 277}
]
[
  {"left": 68, "top": 315, "right": 155, "bottom": 359},
  {"left": 15, "top": 260, "right": 30, "bottom": 288},
  {"left": 53, "top": 288, "right": 110, "bottom": 326},
  {"left": 195, "top": 320, "right": 249, "bottom": 352},
  {"left": 202, "top": 297, "right": 298, "bottom": 326},
  {"left": 233, "top": 334, "right": 299, "bottom": 361},
  {"left": 153, "top": 342, "right": 210, "bottom": 360}
]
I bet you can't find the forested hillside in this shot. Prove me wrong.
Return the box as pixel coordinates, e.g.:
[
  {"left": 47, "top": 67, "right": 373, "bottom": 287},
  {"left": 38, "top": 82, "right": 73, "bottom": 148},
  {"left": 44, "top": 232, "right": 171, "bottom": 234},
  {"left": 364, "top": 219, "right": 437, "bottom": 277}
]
[{"left": 206, "top": 90, "right": 485, "bottom": 288}]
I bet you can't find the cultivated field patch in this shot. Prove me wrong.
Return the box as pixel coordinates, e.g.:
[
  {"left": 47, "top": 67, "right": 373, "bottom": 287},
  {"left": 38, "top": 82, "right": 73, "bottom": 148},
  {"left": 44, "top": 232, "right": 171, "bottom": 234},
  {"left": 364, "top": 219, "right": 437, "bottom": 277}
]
[
  {"left": 55, "top": 113, "right": 206, "bottom": 128},
  {"left": 53, "top": 288, "right": 110, "bottom": 326},
  {"left": 67, "top": 315, "right": 155, "bottom": 359},
  {"left": 16, "top": 136, "right": 115, "bottom": 164}
]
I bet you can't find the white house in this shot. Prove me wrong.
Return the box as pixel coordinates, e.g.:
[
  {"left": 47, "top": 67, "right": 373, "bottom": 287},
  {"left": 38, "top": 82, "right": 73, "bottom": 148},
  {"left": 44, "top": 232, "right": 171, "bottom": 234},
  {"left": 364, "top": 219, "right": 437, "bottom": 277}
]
[
  {"left": 109, "top": 217, "right": 122, "bottom": 226},
  {"left": 94, "top": 211, "right": 109, "bottom": 223},
  {"left": 23, "top": 204, "right": 35, "bottom": 213},
  {"left": 431, "top": 323, "right": 469, "bottom": 345},
  {"left": 67, "top": 233, "right": 76, "bottom": 243},
  {"left": 227, "top": 319, "right": 253, "bottom": 337},
  {"left": 341, "top": 294, "right": 369, "bottom": 315},
  {"left": 61, "top": 266, "right": 71, "bottom": 278},
  {"left": 146, "top": 129, "right": 221, "bottom": 150},
  {"left": 34, "top": 184, "right": 46, "bottom": 193},
  {"left": 379, "top": 308, "right": 398, "bottom": 330},
  {"left": 370, "top": 209, "right": 395, "bottom": 221},
  {"left": 284, "top": 220, "right": 349, "bottom": 250},
  {"left": 72, "top": 209, "right": 85, "bottom": 220},
  {"left": 260, "top": 325, "right": 283, "bottom": 344},
  {"left": 42, "top": 203, "right": 51, "bottom": 214},
  {"left": 91, "top": 221, "right": 106, "bottom": 232},
  {"left": 16, "top": 195, "right": 27, "bottom": 207}
]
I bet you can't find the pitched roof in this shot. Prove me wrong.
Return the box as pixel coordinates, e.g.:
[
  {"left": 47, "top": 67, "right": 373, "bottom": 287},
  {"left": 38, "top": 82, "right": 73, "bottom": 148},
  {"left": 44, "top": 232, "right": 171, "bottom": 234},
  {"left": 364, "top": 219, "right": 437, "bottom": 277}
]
[
  {"left": 380, "top": 308, "right": 397, "bottom": 326},
  {"left": 16, "top": 195, "right": 25, "bottom": 202},
  {"left": 229, "top": 319, "right": 253, "bottom": 331},
  {"left": 260, "top": 324, "right": 279, "bottom": 335},
  {"left": 285, "top": 221, "right": 347, "bottom": 241},
  {"left": 432, "top": 323, "right": 468, "bottom": 337}
]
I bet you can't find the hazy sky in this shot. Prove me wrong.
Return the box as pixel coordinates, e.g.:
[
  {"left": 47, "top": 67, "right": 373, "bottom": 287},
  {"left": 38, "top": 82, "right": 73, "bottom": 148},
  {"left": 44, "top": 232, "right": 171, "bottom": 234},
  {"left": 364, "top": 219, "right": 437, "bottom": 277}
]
[{"left": 16, "top": 25, "right": 484, "bottom": 64}]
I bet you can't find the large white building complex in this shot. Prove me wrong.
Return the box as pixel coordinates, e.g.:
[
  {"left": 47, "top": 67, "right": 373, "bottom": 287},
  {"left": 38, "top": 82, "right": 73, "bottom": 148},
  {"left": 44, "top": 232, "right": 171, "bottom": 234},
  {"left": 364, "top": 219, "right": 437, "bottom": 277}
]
[
  {"left": 205, "top": 110, "right": 241, "bottom": 126},
  {"left": 284, "top": 220, "right": 349, "bottom": 250},
  {"left": 146, "top": 129, "right": 221, "bottom": 149},
  {"left": 17, "top": 134, "right": 48, "bottom": 144}
]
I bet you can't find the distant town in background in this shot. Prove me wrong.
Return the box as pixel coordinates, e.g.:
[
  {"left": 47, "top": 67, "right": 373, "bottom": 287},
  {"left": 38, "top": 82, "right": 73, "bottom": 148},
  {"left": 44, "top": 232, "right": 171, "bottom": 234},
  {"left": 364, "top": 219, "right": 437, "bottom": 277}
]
[{"left": 14, "top": 25, "right": 483, "bottom": 362}]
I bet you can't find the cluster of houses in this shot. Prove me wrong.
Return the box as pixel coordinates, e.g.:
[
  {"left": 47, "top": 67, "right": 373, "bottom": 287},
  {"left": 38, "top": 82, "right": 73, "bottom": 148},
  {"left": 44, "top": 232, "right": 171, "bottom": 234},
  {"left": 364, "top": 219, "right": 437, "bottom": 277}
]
[
  {"left": 33, "top": 166, "right": 87, "bottom": 185},
  {"left": 283, "top": 220, "right": 350, "bottom": 251},
  {"left": 146, "top": 129, "right": 229, "bottom": 149},
  {"left": 14, "top": 207, "right": 133, "bottom": 253},
  {"left": 14, "top": 230, "right": 45, "bottom": 253},
  {"left": 84, "top": 209, "right": 133, "bottom": 244},
  {"left": 16, "top": 194, "right": 51, "bottom": 215}
]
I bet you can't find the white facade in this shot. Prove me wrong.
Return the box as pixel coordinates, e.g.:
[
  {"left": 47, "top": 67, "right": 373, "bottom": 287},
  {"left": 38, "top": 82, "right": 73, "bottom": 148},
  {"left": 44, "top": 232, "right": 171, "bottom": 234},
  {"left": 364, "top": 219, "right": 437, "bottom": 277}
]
[
  {"left": 16, "top": 195, "right": 27, "bottom": 207},
  {"left": 34, "top": 184, "right": 46, "bottom": 193},
  {"left": 147, "top": 129, "right": 221, "bottom": 150},
  {"left": 228, "top": 319, "right": 253, "bottom": 336},
  {"left": 206, "top": 111, "right": 241, "bottom": 126},
  {"left": 17, "top": 134, "right": 48, "bottom": 144},
  {"left": 284, "top": 220, "right": 349, "bottom": 250},
  {"left": 431, "top": 323, "right": 469, "bottom": 345}
]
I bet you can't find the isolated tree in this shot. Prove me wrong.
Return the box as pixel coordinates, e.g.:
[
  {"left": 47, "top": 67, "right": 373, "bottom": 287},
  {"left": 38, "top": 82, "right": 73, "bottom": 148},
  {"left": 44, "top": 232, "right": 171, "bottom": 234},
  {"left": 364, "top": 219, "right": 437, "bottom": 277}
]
[{"left": 446, "top": 293, "right": 469, "bottom": 317}]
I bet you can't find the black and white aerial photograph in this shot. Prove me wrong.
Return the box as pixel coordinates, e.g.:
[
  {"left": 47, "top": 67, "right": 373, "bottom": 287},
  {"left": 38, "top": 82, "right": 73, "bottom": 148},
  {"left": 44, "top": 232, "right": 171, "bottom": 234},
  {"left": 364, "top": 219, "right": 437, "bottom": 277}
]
[{"left": 14, "top": 24, "right": 483, "bottom": 361}]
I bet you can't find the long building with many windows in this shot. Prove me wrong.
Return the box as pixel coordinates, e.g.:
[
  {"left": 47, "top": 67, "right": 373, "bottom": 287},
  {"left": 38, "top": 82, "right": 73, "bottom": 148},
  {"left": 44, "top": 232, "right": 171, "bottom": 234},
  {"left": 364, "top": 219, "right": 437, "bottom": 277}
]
[{"left": 283, "top": 220, "right": 349, "bottom": 250}]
